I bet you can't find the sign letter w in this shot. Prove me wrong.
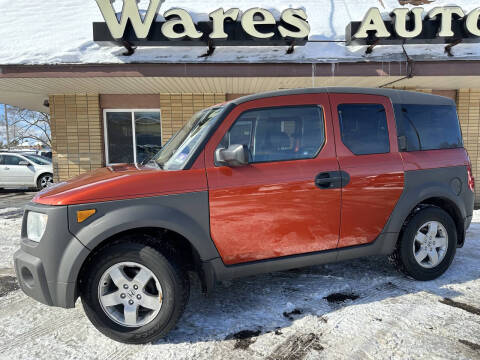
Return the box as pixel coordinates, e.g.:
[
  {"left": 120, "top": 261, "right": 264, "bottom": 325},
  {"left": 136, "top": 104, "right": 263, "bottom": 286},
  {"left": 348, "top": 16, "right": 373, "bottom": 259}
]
[{"left": 95, "top": 0, "right": 164, "bottom": 39}]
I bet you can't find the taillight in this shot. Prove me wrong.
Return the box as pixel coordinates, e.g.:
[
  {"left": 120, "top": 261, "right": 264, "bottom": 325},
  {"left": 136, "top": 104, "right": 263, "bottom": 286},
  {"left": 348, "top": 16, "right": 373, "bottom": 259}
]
[{"left": 467, "top": 164, "right": 475, "bottom": 192}]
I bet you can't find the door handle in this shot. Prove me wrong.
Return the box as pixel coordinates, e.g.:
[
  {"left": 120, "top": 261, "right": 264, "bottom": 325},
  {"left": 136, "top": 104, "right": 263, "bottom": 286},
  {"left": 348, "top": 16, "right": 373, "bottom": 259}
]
[{"left": 315, "top": 171, "right": 350, "bottom": 189}]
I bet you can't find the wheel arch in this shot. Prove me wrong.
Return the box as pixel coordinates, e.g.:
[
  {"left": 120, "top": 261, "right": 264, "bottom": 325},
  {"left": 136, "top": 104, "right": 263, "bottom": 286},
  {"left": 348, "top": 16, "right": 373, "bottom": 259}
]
[
  {"left": 417, "top": 197, "right": 465, "bottom": 246},
  {"left": 382, "top": 173, "right": 469, "bottom": 255},
  {"left": 76, "top": 226, "right": 206, "bottom": 297},
  {"left": 385, "top": 192, "right": 466, "bottom": 254},
  {"left": 34, "top": 171, "right": 53, "bottom": 184}
]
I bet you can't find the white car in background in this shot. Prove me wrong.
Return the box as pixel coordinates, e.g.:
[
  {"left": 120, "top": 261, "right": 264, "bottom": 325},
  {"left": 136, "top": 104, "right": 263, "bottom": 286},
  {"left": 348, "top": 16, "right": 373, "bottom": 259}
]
[{"left": 0, "top": 152, "right": 53, "bottom": 190}]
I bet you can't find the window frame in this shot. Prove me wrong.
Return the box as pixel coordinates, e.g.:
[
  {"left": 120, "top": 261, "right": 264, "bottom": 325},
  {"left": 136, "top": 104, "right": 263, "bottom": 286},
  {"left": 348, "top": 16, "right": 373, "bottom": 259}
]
[
  {"left": 103, "top": 108, "right": 162, "bottom": 165},
  {"left": 215, "top": 104, "right": 326, "bottom": 166},
  {"left": 337, "top": 103, "right": 391, "bottom": 156}
]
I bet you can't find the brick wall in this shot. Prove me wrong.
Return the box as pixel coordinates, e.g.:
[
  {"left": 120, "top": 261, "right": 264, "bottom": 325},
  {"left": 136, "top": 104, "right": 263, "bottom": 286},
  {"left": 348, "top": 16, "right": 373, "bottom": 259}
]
[
  {"left": 160, "top": 93, "right": 226, "bottom": 144},
  {"left": 49, "top": 94, "right": 103, "bottom": 182},
  {"left": 457, "top": 89, "right": 480, "bottom": 205}
]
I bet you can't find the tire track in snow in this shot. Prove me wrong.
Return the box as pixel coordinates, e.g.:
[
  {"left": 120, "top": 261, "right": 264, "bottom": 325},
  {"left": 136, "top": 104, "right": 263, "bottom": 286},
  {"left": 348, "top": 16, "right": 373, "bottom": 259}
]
[
  {"left": 266, "top": 333, "right": 323, "bottom": 360},
  {"left": 439, "top": 298, "right": 480, "bottom": 316},
  {"left": 100, "top": 346, "right": 141, "bottom": 360},
  {"left": 0, "top": 312, "right": 83, "bottom": 352},
  {"left": 0, "top": 290, "right": 26, "bottom": 311}
]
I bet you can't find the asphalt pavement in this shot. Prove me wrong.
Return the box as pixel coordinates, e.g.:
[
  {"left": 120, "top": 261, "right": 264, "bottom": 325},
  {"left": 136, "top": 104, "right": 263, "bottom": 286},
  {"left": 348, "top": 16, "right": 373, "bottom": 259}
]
[{"left": 0, "top": 189, "right": 36, "bottom": 210}]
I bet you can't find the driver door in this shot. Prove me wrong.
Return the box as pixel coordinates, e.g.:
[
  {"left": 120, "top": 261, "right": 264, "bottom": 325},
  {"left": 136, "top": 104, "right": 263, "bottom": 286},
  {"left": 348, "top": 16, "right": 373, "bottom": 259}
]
[
  {"left": 205, "top": 94, "right": 342, "bottom": 265},
  {"left": 2, "top": 155, "right": 34, "bottom": 186}
]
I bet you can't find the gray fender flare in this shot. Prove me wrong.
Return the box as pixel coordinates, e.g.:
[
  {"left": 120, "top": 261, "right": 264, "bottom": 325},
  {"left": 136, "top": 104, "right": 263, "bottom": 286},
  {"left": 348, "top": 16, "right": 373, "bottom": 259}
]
[
  {"left": 66, "top": 193, "right": 220, "bottom": 294},
  {"left": 382, "top": 168, "right": 469, "bottom": 244}
]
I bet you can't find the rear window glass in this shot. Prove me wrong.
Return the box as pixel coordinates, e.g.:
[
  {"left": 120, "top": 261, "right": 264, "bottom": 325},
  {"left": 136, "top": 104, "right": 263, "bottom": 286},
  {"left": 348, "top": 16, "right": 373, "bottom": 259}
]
[
  {"left": 394, "top": 104, "right": 463, "bottom": 151},
  {"left": 338, "top": 104, "right": 390, "bottom": 155}
]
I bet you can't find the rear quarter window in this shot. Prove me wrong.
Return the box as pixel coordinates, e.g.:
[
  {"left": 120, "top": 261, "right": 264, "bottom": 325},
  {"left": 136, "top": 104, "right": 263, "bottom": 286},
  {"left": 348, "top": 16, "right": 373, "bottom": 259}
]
[{"left": 394, "top": 104, "right": 463, "bottom": 151}]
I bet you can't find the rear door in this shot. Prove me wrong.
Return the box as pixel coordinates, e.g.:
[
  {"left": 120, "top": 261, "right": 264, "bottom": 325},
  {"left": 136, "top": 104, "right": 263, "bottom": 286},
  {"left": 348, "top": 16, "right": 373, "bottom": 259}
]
[
  {"left": 205, "top": 94, "right": 342, "bottom": 265},
  {"left": 329, "top": 93, "right": 405, "bottom": 248}
]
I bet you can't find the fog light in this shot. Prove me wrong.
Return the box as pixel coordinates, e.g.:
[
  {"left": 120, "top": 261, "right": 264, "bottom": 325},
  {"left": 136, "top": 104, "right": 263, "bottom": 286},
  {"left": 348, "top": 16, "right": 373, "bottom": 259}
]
[
  {"left": 21, "top": 267, "right": 34, "bottom": 288},
  {"left": 26, "top": 212, "right": 48, "bottom": 242}
]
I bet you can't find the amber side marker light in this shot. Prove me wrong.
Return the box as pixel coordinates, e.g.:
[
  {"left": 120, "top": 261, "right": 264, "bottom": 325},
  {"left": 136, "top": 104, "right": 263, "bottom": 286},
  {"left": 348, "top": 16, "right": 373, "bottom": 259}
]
[{"left": 77, "top": 209, "right": 96, "bottom": 223}]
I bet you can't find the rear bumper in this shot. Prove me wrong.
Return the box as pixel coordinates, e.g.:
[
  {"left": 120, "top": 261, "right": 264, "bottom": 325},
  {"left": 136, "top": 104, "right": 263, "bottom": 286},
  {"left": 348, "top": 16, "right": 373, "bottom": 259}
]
[{"left": 13, "top": 202, "right": 90, "bottom": 308}]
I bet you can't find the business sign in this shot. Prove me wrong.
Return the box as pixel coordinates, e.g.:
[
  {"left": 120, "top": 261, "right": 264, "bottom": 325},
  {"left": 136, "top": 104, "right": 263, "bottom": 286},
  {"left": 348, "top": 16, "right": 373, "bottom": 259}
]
[
  {"left": 346, "top": 6, "right": 480, "bottom": 45},
  {"left": 93, "top": 0, "right": 310, "bottom": 47}
]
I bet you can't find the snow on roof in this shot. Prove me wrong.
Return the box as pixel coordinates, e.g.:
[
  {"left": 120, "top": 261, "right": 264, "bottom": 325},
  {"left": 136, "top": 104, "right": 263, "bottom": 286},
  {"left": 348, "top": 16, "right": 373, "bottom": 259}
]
[{"left": 0, "top": 0, "right": 479, "bottom": 65}]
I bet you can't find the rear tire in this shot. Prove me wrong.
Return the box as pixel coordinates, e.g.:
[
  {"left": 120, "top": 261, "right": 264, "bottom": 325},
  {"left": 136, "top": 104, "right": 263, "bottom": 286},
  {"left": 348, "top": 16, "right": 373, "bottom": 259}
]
[
  {"left": 80, "top": 238, "right": 189, "bottom": 344},
  {"left": 390, "top": 206, "right": 457, "bottom": 281}
]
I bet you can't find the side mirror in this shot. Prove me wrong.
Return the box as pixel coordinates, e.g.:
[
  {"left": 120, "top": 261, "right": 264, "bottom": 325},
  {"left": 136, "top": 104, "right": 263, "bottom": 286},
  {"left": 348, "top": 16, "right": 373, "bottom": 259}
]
[
  {"left": 215, "top": 144, "right": 249, "bottom": 167},
  {"left": 18, "top": 160, "right": 30, "bottom": 166}
]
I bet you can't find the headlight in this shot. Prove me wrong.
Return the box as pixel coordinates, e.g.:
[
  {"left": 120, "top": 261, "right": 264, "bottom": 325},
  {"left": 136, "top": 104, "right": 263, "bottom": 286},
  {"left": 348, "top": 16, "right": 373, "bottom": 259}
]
[{"left": 26, "top": 212, "right": 48, "bottom": 242}]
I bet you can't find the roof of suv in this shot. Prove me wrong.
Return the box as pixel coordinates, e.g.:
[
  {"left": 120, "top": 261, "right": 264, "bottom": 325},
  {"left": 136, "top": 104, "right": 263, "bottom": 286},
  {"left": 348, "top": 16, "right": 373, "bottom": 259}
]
[{"left": 231, "top": 87, "right": 455, "bottom": 106}]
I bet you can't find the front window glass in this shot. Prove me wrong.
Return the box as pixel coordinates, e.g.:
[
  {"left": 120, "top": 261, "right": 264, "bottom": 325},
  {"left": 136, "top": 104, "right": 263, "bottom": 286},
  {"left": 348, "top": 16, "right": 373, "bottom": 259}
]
[
  {"left": 23, "top": 154, "right": 51, "bottom": 165},
  {"left": 217, "top": 105, "right": 325, "bottom": 163},
  {"left": 3, "top": 155, "right": 23, "bottom": 165},
  {"left": 152, "top": 107, "right": 224, "bottom": 170}
]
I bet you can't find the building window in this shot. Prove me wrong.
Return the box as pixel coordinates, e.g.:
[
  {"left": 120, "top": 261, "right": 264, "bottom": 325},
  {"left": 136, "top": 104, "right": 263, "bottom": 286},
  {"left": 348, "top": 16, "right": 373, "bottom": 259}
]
[{"left": 103, "top": 109, "right": 161, "bottom": 165}]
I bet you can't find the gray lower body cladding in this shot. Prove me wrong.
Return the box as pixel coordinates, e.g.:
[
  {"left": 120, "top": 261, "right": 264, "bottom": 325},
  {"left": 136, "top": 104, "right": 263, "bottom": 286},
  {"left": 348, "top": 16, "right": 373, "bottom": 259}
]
[
  {"left": 382, "top": 165, "right": 474, "bottom": 246},
  {"left": 14, "top": 203, "right": 89, "bottom": 308},
  {"left": 14, "top": 165, "right": 474, "bottom": 307}
]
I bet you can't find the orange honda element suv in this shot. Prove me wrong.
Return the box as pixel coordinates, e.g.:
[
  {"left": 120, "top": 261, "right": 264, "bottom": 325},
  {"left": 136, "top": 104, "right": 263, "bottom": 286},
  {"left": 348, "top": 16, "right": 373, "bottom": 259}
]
[{"left": 14, "top": 88, "right": 474, "bottom": 343}]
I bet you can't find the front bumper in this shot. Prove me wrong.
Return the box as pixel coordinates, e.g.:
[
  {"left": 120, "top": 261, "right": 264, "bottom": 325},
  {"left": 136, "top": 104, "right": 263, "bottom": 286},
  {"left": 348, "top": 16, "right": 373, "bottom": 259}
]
[{"left": 13, "top": 202, "right": 90, "bottom": 308}]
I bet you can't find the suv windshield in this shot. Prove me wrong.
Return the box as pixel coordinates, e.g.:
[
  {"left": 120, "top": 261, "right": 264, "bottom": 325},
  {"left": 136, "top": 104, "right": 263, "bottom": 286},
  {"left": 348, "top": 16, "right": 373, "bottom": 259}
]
[
  {"left": 22, "top": 154, "right": 52, "bottom": 165},
  {"left": 151, "top": 106, "right": 224, "bottom": 170}
]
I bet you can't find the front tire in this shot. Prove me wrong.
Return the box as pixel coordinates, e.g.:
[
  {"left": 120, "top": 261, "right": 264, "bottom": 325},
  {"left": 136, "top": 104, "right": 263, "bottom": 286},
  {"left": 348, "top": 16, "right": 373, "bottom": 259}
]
[
  {"left": 80, "top": 239, "right": 189, "bottom": 344},
  {"left": 37, "top": 173, "right": 53, "bottom": 190},
  {"left": 390, "top": 206, "right": 457, "bottom": 281}
]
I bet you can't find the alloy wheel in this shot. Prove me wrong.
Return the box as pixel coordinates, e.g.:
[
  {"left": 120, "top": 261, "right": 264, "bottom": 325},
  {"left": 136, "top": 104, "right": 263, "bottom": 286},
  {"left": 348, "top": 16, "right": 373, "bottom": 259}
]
[
  {"left": 40, "top": 175, "right": 53, "bottom": 188},
  {"left": 98, "top": 262, "right": 163, "bottom": 327},
  {"left": 412, "top": 221, "right": 448, "bottom": 269}
]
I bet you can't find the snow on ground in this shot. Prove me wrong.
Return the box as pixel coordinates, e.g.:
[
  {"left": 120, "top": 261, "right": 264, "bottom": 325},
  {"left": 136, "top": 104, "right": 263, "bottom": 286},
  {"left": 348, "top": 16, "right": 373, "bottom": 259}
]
[
  {"left": 0, "top": 208, "right": 23, "bottom": 271},
  {"left": 0, "top": 206, "right": 479, "bottom": 359},
  {"left": 0, "top": 0, "right": 479, "bottom": 65}
]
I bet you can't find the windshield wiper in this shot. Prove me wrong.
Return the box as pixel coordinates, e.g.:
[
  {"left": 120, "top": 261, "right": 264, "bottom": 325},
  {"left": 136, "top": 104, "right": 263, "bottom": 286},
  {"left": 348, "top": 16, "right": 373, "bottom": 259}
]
[{"left": 143, "top": 159, "right": 161, "bottom": 169}]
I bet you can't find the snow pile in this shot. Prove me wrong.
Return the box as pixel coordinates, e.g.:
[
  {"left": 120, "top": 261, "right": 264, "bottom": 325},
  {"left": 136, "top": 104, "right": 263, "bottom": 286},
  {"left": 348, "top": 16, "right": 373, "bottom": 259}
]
[{"left": 0, "top": 0, "right": 479, "bottom": 64}]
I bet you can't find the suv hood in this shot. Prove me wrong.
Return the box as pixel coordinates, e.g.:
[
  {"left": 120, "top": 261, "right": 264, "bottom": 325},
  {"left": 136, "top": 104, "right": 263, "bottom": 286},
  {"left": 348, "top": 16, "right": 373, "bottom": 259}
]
[{"left": 33, "top": 164, "right": 207, "bottom": 206}]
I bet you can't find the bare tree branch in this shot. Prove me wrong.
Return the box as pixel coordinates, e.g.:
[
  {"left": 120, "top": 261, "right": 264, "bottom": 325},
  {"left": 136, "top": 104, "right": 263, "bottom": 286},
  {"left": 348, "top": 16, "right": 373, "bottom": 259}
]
[{"left": 1, "top": 106, "right": 51, "bottom": 148}]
